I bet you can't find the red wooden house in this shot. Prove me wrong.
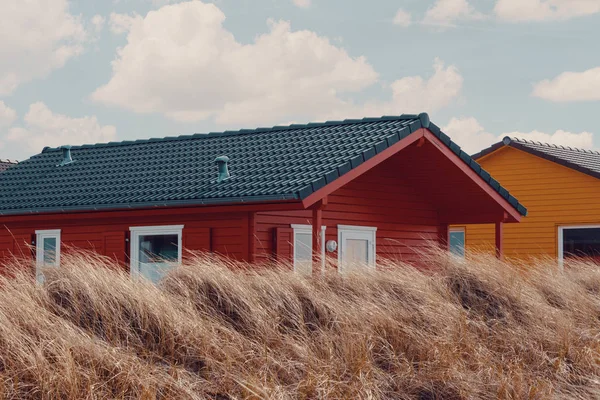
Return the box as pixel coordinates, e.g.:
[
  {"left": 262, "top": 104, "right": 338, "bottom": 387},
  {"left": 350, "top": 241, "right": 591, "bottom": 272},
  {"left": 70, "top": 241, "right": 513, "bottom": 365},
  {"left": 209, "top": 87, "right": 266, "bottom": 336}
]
[{"left": 0, "top": 113, "right": 526, "bottom": 281}]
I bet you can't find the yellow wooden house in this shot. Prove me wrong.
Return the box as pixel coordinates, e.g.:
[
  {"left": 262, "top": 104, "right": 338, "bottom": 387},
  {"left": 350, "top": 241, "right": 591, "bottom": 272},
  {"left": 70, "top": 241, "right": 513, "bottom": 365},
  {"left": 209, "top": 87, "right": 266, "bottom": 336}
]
[{"left": 450, "top": 137, "right": 600, "bottom": 265}]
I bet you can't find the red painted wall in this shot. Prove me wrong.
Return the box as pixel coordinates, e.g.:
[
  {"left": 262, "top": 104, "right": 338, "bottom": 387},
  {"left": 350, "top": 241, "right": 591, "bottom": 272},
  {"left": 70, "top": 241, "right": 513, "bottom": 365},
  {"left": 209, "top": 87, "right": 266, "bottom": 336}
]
[
  {"left": 254, "top": 157, "right": 441, "bottom": 264},
  {"left": 0, "top": 207, "right": 251, "bottom": 269}
]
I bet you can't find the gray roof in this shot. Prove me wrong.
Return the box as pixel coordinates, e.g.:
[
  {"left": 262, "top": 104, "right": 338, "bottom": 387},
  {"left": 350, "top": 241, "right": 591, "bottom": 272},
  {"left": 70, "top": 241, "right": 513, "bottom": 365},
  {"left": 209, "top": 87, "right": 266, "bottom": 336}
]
[
  {"left": 0, "top": 114, "right": 527, "bottom": 216},
  {"left": 473, "top": 137, "right": 600, "bottom": 179}
]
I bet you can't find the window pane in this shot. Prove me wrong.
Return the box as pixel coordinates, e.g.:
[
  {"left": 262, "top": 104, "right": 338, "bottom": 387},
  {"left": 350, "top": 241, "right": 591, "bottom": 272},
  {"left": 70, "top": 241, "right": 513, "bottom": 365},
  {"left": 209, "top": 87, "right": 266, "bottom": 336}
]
[
  {"left": 346, "top": 239, "right": 369, "bottom": 264},
  {"left": 295, "top": 233, "right": 312, "bottom": 261},
  {"left": 138, "top": 234, "right": 179, "bottom": 283},
  {"left": 449, "top": 231, "right": 465, "bottom": 258},
  {"left": 295, "top": 232, "right": 312, "bottom": 275},
  {"left": 43, "top": 237, "right": 57, "bottom": 265},
  {"left": 138, "top": 234, "right": 179, "bottom": 263},
  {"left": 563, "top": 228, "right": 600, "bottom": 260}
]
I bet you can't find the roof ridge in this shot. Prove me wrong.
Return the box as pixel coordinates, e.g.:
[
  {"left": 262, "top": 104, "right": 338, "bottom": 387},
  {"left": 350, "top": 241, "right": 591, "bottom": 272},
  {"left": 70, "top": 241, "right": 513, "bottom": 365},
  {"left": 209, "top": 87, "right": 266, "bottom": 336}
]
[
  {"left": 0, "top": 159, "right": 17, "bottom": 164},
  {"left": 41, "top": 114, "right": 421, "bottom": 153},
  {"left": 509, "top": 136, "right": 600, "bottom": 155}
]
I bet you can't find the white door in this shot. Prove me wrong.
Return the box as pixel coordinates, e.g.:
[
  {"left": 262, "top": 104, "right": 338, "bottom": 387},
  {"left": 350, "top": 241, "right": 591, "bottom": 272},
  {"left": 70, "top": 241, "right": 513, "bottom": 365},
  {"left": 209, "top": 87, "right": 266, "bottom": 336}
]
[
  {"left": 35, "top": 229, "right": 61, "bottom": 283},
  {"left": 338, "top": 225, "right": 376, "bottom": 273}
]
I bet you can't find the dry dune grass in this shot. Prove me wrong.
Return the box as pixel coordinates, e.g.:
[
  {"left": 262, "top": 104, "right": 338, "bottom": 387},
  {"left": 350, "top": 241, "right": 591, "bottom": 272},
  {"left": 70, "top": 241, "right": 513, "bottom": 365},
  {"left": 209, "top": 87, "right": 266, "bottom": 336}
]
[{"left": 0, "top": 250, "right": 599, "bottom": 399}]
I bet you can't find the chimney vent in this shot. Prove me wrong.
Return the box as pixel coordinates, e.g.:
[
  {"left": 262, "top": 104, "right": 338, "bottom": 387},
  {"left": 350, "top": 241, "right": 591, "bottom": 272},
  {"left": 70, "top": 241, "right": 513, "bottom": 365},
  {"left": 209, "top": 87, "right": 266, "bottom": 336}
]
[
  {"left": 57, "top": 145, "right": 75, "bottom": 166},
  {"left": 215, "top": 155, "right": 230, "bottom": 183}
]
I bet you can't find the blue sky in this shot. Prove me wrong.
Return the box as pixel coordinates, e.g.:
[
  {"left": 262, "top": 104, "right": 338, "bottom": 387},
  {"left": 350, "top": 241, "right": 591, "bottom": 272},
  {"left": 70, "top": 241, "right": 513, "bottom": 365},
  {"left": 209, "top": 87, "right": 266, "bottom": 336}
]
[{"left": 1, "top": 0, "right": 599, "bottom": 160}]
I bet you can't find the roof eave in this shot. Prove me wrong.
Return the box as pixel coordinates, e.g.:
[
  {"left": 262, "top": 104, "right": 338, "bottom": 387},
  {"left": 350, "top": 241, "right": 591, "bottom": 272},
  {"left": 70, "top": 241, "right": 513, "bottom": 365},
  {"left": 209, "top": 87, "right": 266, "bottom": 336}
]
[{"left": 0, "top": 194, "right": 301, "bottom": 216}]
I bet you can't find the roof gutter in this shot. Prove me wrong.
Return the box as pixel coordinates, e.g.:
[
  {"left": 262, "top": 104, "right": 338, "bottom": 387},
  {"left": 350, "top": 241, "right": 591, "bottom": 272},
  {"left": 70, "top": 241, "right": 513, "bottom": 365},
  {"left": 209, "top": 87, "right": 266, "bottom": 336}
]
[{"left": 0, "top": 193, "right": 300, "bottom": 216}]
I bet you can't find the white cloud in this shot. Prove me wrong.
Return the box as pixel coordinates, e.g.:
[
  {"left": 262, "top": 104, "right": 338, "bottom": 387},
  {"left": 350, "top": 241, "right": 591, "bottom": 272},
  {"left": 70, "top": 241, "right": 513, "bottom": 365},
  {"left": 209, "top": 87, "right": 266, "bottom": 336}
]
[
  {"left": 393, "top": 9, "right": 412, "bottom": 27},
  {"left": 532, "top": 67, "right": 600, "bottom": 102},
  {"left": 442, "top": 117, "right": 496, "bottom": 153},
  {"left": 148, "top": 0, "right": 181, "bottom": 5},
  {"left": 316, "top": 58, "right": 463, "bottom": 121},
  {"left": 93, "top": 1, "right": 379, "bottom": 126},
  {"left": 0, "top": 0, "right": 87, "bottom": 96},
  {"left": 109, "top": 12, "right": 142, "bottom": 35},
  {"left": 372, "top": 58, "right": 463, "bottom": 114},
  {"left": 495, "top": 0, "right": 600, "bottom": 22},
  {"left": 5, "top": 102, "right": 117, "bottom": 153},
  {"left": 423, "top": 0, "right": 486, "bottom": 27},
  {"left": 442, "top": 116, "right": 594, "bottom": 154},
  {"left": 94, "top": 2, "right": 463, "bottom": 126},
  {"left": 0, "top": 101, "right": 17, "bottom": 129},
  {"left": 91, "top": 15, "right": 106, "bottom": 33},
  {"left": 293, "top": 0, "right": 311, "bottom": 8}
]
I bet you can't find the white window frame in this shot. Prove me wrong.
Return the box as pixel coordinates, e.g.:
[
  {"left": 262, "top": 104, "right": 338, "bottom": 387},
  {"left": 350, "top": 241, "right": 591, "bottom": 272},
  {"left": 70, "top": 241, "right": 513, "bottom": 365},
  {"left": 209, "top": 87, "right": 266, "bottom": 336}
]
[
  {"left": 35, "top": 229, "right": 61, "bottom": 283},
  {"left": 448, "top": 227, "right": 466, "bottom": 258},
  {"left": 291, "top": 224, "right": 326, "bottom": 274},
  {"left": 129, "top": 225, "right": 184, "bottom": 278},
  {"left": 337, "top": 225, "right": 377, "bottom": 273},
  {"left": 558, "top": 224, "right": 600, "bottom": 270}
]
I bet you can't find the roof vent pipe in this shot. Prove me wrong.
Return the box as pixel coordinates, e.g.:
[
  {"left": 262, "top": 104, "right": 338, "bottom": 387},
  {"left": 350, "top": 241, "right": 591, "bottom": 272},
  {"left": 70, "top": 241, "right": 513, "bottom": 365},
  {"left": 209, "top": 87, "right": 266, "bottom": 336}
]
[
  {"left": 215, "top": 155, "right": 230, "bottom": 183},
  {"left": 57, "top": 145, "right": 74, "bottom": 166}
]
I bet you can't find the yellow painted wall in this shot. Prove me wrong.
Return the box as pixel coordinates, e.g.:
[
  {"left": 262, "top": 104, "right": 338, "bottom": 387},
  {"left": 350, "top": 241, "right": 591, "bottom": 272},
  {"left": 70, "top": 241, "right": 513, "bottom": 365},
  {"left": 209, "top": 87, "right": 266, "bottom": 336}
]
[{"left": 461, "top": 146, "right": 600, "bottom": 260}]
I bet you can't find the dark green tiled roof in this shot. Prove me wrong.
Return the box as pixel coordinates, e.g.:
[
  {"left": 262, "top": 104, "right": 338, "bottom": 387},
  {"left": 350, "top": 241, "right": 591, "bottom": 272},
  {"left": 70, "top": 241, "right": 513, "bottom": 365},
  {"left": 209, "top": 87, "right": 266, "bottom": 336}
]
[
  {"left": 0, "top": 114, "right": 527, "bottom": 216},
  {"left": 473, "top": 137, "right": 600, "bottom": 181}
]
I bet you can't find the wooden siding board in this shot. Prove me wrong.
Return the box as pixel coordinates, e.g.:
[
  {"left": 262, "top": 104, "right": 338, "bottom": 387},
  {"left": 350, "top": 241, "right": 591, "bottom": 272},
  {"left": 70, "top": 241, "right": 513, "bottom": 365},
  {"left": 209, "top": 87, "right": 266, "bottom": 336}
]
[
  {"left": 274, "top": 227, "right": 294, "bottom": 263},
  {"left": 248, "top": 212, "right": 256, "bottom": 263},
  {"left": 103, "top": 231, "right": 127, "bottom": 264},
  {"left": 12, "top": 234, "right": 33, "bottom": 262}
]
